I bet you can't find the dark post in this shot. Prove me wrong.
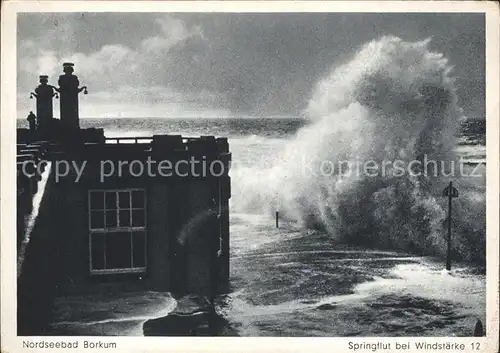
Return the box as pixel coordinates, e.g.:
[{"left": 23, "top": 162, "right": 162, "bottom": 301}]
[
  {"left": 442, "top": 181, "right": 458, "bottom": 271},
  {"left": 474, "top": 319, "right": 484, "bottom": 336},
  {"left": 220, "top": 176, "right": 230, "bottom": 285},
  {"left": 447, "top": 185, "right": 452, "bottom": 271},
  {"left": 208, "top": 183, "right": 220, "bottom": 334},
  {"left": 276, "top": 211, "right": 279, "bottom": 228}
]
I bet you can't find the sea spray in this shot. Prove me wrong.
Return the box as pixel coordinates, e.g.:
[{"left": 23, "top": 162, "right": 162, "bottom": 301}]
[{"left": 231, "top": 36, "right": 485, "bottom": 263}]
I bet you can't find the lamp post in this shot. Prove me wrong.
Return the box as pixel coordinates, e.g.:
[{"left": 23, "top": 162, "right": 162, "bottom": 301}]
[{"left": 442, "top": 181, "right": 459, "bottom": 270}]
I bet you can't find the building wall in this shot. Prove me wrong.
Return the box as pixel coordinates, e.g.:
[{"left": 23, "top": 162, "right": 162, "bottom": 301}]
[
  {"left": 56, "top": 182, "right": 88, "bottom": 286},
  {"left": 148, "top": 182, "right": 170, "bottom": 291},
  {"left": 50, "top": 175, "right": 154, "bottom": 291},
  {"left": 218, "top": 176, "right": 231, "bottom": 286},
  {"left": 185, "top": 179, "right": 219, "bottom": 297},
  {"left": 164, "top": 180, "right": 189, "bottom": 295},
  {"left": 149, "top": 178, "right": 227, "bottom": 297},
  {"left": 20, "top": 159, "right": 230, "bottom": 303}
]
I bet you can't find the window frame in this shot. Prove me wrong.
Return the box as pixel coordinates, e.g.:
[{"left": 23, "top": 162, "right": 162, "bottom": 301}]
[{"left": 88, "top": 188, "right": 147, "bottom": 275}]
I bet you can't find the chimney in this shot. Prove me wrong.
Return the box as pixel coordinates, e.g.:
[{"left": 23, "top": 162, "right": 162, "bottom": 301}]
[
  {"left": 57, "top": 62, "right": 87, "bottom": 129},
  {"left": 30, "top": 75, "right": 56, "bottom": 130}
]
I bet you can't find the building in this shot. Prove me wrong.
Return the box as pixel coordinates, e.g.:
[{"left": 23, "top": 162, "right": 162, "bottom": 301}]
[{"left": 17, "top": 63, "right": 231, "bottom": 335}]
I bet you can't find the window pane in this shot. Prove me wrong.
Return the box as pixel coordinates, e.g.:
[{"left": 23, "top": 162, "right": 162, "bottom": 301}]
[
  {"left": 132, "top": 209, "right": 145, "bottom": 227},
  {"left": 91, "top": 233, "right": 105, "bottom": 270},
  {"left": 89, "top": 192, "right": 104, "bottom": 210},
  {"left": 105, "top": 210, "right": 117, "bottom": 228},
  {"left": 119, "top": 209, "right": 131, "bottom": 227},
  {"left": 105, "top": 232, "right": 132, "bottom": 269},
  {"left": 132, "top": 190, "right": 144, "bottom": 209},
  {"left": 90, "top": 210, "right": 105, "bottom": 229},
  {"left": 118, "top": 191, "right": 130, "bottom": 209},
  {"left": 105, "top": 192, "right": 117, "bottom": 210},
  {"left": 132, "top": 231, "right": 146, "bottom": 267}
]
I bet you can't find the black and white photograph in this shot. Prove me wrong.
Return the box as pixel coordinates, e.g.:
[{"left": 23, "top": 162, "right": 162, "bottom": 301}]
[{"left": 1, "top": 1, "right": 499, "bottom": 349}]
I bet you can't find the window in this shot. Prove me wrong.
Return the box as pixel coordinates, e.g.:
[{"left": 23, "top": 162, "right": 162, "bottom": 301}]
[{"left": 88, "top": 189, "right": 147, "bottom": 274}]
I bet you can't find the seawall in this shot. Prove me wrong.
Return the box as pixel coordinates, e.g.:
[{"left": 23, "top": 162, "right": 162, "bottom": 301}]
[{"left": 17, "top": 165, "right": 64, "bottom": 335}]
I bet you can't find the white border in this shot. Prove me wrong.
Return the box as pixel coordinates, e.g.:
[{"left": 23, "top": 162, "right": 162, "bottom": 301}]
[{"left": 1, "top": 2, "right": 499, "bottom": 353}]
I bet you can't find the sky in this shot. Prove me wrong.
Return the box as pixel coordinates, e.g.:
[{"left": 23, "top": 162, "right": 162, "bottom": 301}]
[{"left": 17, "top": 13, "right": 485, "bottom": 119}]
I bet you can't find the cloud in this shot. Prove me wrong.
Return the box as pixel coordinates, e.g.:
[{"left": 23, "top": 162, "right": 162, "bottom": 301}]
[
  {"left": 17, "top": 13, "right": 485, "bottom": 119},
  {"left": 18, "top": 15, "right": 215, "bottom": 117},
  {"left": 141, "top": 16, "right": 204, "bottom": 53}
]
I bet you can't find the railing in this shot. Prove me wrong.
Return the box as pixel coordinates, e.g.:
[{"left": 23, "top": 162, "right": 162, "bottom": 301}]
[
  {"left": 105, "top": 137, "right": 152, "bottom": 144},
  {"left": 104, "top": 136, "right": 216, "bottom": 144}
]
